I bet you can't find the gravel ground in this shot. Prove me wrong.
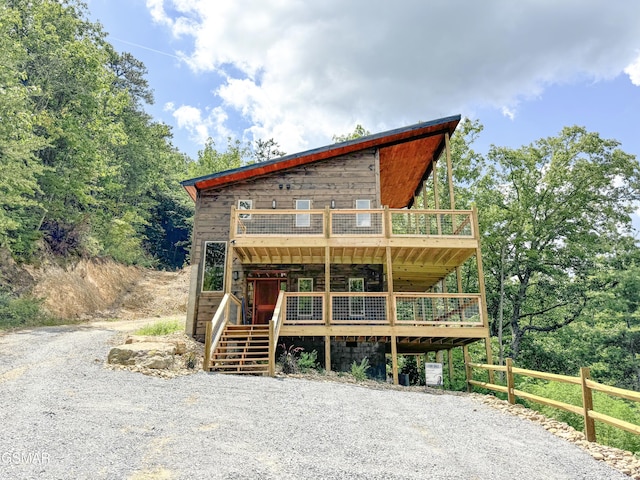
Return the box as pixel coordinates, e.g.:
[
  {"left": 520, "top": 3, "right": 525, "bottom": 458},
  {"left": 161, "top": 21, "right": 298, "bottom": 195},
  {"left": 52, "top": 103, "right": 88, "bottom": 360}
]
[{"left": 0, "top": 323, "right": 631, "bottom": 480}]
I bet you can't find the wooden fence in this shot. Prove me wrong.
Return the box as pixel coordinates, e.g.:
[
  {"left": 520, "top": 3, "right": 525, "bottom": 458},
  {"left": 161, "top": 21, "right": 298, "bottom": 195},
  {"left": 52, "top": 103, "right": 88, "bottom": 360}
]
[{"left": 466, "top": 358, "right": 640, "bottom": 443}]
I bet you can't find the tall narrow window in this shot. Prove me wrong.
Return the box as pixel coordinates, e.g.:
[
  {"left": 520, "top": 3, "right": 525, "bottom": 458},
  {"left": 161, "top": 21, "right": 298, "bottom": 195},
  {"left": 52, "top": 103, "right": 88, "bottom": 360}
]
[
  {"left": 356, "top": 199, "right": 371, "bottom": 227},
  {"left": 296, "top": 199, "right": 311, "bottom": 227},
  {"left": 238, "top": 199, "right": 252, "bottom": 219},
  {"left": 349, "top": 277, "right": 365, "bottom": 316},
  {"left": 202, "top": 242, "right": 227, "bottom": 292},
  {"left": 298, "top": 278, "right": 313, "bottom": 317}
]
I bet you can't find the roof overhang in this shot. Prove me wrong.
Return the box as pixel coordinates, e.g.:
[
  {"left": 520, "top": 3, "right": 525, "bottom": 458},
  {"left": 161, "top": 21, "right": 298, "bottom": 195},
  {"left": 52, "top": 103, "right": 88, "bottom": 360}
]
[{"left": 181, "top": 115, "right": 460, "bottom": 207}]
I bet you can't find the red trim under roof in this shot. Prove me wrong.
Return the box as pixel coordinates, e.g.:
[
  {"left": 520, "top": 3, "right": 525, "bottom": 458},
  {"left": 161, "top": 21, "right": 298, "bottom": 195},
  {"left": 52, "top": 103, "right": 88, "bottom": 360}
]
[{"left": 182, "top": 116, "right": 460, "bottom": 203}]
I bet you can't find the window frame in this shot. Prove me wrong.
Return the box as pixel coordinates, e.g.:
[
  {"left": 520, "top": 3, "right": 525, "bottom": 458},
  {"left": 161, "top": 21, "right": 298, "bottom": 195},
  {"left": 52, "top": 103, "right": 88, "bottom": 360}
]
[
  {"left": 355, "top": 199, "right": 371, "bottom": 227},
  {"left": 201, "top": 241, "right": 227, "bottom": 292},
  {"left": 238, "top": 199, "right": 252, "bottom": 219},
  {"left": 295, "top": 199, "right": 311, "bottom": 227}
]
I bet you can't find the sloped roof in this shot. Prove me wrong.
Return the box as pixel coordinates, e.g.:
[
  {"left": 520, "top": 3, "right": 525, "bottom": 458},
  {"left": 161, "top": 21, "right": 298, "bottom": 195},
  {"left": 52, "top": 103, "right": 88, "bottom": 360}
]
[{"left": 181, "top": 114, "right": 460, "bottom": 208}]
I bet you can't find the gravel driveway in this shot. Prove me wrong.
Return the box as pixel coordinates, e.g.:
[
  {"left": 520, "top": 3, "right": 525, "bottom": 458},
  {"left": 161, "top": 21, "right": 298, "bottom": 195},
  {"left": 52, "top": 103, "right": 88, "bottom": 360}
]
[{"left": 0, "top": 323, "right": 630, "bottom": 480}]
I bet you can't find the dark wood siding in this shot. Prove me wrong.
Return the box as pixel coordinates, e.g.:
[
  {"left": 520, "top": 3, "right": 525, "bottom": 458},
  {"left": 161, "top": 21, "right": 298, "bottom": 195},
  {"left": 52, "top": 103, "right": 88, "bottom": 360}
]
[{"left": 189, "top": 150, "right": 379, "bottom": 338}]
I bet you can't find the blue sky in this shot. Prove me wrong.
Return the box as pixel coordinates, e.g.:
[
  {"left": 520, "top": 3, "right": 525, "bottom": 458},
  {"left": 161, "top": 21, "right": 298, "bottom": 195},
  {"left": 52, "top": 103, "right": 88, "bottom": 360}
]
[{"left": 87, "top": 0, "right": 640, "bottom": 167}]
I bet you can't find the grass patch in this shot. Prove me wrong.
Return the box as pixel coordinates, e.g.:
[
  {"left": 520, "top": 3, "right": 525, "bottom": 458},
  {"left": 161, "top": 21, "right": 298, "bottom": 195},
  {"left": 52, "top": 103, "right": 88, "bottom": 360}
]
[{"left": 134, "top": 319, "right": 184, "bottom": 336}]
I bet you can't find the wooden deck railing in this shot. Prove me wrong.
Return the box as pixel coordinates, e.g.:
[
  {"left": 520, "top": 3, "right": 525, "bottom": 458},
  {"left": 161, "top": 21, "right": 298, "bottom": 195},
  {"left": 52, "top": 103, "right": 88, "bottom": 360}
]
[
  {"left": 203, "top": 293, "right": 242, "bottom": 370},
  {"left": 466, "top": 358, "right": 640, "bottom": 443},
  {"left": 234, "top": 208, "right": 476, "bottom": 239},
  {"left": 281, "top": 292, "right": 485, "bottom": 327}
]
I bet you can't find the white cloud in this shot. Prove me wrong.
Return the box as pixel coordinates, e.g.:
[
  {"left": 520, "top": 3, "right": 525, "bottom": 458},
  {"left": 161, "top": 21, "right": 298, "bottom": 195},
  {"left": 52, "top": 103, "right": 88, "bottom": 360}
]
[
  {"left": 625, "top": 53, "right": 640, "bottom": 86},
  {"left": 171, "top": 105, "right": 231, "bottom": 145},
  {"left": 501, "top": 107, "right": 516, "bottom": 121},
  {"left": 147, "top": 0, "right": 640, "bottom": 153}
]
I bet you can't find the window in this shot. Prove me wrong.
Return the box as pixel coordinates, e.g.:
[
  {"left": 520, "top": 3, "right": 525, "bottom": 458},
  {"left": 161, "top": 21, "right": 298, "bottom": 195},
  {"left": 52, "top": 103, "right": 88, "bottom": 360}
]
[
  {"left": 356, "top": 199, "right": 371, "bottom": 227},
  {"left": 296, "top": 199, "right": 311, "bottom": 227},
  {"left": 298, "top": 278, "right": 313, "bottom": 317},
  {"left": 202, "top": 242, "right": 227, "bottom": 292},
  {"left": 238, "top": 199, "right": 252, "bottom": 219},
  {"left": 349, "top": 278, "right": 365, "bottom": 316}
]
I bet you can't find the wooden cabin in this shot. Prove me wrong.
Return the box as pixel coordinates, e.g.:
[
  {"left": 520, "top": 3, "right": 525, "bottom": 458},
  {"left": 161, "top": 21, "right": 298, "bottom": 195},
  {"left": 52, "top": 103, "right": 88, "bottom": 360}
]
[{"left": 181, "top": 114, "right": 492, "bottom": 384}]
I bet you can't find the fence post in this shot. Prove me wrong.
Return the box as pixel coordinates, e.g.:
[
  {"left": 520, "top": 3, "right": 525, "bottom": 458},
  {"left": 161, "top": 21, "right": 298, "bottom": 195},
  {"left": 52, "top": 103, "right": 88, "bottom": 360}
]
[
  {"left": 506, "top": 358, "right": 515, "bottom": 404},
  {"left": 580, "top": 367, "right": 596, "bottom": 442},
  {"left": 463, "top": 345, "right": 472, "bottom": 393}
]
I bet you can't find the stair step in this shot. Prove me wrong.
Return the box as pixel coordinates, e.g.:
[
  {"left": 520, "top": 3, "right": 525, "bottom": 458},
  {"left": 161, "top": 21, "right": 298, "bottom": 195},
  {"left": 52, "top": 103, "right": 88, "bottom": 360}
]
[{"left": 214, "top": 352, "right": 269, "bottom": 357}]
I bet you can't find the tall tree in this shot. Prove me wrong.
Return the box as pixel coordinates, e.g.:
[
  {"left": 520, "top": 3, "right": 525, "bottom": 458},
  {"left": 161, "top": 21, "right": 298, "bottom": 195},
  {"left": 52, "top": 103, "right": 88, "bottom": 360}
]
[{"left": 479, "top": 126, "right": 640, "bottom": 359}]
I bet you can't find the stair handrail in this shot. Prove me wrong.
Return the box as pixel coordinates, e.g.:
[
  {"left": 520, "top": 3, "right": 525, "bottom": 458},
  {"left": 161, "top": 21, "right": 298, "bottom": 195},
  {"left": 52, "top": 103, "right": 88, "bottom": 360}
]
[
  {"left": 204, "top": 293, "right": 242, "bottom": 370},
  {"left": 268, "top": 290, "right": 286, "bottom": 376}
]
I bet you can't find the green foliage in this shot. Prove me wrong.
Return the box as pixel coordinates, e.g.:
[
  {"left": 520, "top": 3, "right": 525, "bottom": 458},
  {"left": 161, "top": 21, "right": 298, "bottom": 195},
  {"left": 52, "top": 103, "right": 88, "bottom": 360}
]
[
  {"left": 332, "top": 124, "right": 371, "bottom": 143},
  {"left": 133, "top": 319, "right": 183, "bottom": 336},
  {"left": 400, "top": 355, "right": 423, "bottom": 385},
  {"left": 0, "top": 292, "right": 51, "bottom": 329},
  {"left": 350, "top": 357, "right": 370, "bottom": 381},
  {"left": 253, "top": 138, "right": 286, "bottom": 163},
  {"left": 517, "top": 380, "right": 640, "bottom": 454},
  {"left": 298, "top": 350, "right": 319, "bottom": 373},
  {"left": 0, "top": 0, "right": 193, "bottom": 268}
]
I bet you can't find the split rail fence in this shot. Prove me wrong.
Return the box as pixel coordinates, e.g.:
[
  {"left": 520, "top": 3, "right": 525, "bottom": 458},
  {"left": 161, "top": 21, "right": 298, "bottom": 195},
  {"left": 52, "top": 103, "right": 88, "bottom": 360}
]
[{"left": 466, "top": 358, "right": 640, "bottom": 443}]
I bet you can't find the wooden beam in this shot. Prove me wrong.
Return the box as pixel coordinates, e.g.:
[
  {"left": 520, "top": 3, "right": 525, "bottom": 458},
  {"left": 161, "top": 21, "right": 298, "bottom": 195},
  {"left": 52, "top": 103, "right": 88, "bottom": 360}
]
[
  {"left": 448, "top": 349, "right": 454, "bottom": 384},
  {"left": 391, "top": 335, "right": 399, "bottom": 385},
  {"left": 325, "top": 335, "right": 332, "bottom": 373}
]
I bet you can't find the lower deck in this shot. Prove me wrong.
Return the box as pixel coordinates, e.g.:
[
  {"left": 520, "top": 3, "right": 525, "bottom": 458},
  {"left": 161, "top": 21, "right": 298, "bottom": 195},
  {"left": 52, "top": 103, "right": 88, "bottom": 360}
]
[{"left": 203, "top": 292, "right": 490, "bottom": 383}]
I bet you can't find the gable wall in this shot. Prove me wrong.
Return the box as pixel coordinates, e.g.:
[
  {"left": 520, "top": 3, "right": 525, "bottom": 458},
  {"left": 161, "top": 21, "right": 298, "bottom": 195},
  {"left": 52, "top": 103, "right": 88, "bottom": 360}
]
[{"left": 187, "top": 149, "right": 380, "bottom": 338}]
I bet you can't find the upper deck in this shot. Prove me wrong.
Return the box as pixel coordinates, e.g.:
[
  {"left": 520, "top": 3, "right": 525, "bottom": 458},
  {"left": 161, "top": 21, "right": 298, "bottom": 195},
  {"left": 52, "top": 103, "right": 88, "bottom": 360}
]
[{"left": 231, "top": 207, "right": 480, "bottom": 289}]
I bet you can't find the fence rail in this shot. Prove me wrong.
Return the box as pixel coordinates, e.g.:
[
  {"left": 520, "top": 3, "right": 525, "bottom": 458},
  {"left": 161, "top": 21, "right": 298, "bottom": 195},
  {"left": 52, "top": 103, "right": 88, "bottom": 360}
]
[
  {"left": 466, "top": 358, "right": 640, "bottom": 442},
  {"left": 234, "top": 208, "right": 476, "bottom": 239}
]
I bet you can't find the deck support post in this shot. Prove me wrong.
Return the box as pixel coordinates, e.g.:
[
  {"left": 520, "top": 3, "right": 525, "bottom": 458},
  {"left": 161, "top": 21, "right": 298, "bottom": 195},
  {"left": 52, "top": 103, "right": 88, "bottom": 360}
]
[
  {"left": 391, "top": 335, "right": 399, "bottom": 385},
  {"left": 447, "top": 349, "right": 454, "bottom": 384},
  {"left": 463, "top": 345, "right": 472, "bottom": 393},
  {"left": 325, "top": 335, "right": 331, "bottom": 373}
]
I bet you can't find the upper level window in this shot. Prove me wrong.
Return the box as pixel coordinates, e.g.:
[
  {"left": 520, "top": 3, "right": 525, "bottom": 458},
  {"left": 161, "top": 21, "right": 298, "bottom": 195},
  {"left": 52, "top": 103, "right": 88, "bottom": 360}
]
[
  {"left": 202, "top": 241, "right": 227, "bottom": 292},
  {"left": 356, "top": 199, "right": 371, "bottom": 227},
  {"left": 238, "top": 199, "right": 252, "bottom": 219},
  {"left": 296, "top": 199, "right": 311, "bottom": 227}
]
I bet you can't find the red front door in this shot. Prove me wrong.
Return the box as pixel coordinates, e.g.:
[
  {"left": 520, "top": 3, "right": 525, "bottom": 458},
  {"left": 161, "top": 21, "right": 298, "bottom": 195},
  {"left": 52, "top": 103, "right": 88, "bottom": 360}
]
[{"left": 253, "top": 279, "right": 280, "bottom": 324}]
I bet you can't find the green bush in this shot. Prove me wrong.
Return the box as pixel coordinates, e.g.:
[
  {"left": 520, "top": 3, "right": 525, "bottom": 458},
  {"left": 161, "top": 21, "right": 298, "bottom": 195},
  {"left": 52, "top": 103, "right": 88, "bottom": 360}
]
[
  {"left": 351, "top": 357, "right": 370, "bottom": 381},
  {"left": 298, "top": 350, "right": 319, "bottom": 373},
  {"left": 0, "top": 292, "right": 52, "bottom": 329},
  {"left": 134, "top": 319, "right": 183, "bottom": 336}
]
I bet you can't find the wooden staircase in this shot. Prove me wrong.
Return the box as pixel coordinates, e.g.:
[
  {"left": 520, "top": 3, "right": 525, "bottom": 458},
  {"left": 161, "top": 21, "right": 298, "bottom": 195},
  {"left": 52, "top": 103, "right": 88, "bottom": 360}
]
[{"left": 209, "top": 324, "right": 271, "bottom": 375}]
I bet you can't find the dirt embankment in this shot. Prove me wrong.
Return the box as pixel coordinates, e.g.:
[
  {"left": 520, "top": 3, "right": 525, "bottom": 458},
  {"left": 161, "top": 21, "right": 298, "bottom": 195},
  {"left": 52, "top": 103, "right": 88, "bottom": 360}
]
[{"left": 22, "top": 258, "right": 190, "bottom": 320}]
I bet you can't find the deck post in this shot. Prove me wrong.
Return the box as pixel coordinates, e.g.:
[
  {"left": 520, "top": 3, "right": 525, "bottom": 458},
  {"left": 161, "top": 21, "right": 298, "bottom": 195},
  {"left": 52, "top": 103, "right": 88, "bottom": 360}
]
[
  {"left": 268, "top": 320, "right": 275, "bottom": 377},
  {"left": 447, "top": 349, "right": 454, "bottom": 384},
  {"left": 391, "top": 335, "right": 399, "bottom": 385},
  {"left": 203, "top": 320, "right": 212, "bottom": 372},
  {"left": 463, "top": 345, "right": 472, "bottom": 392},
  {"left": 325, "top": 335, "right": 331, "bottom": 372},
  {"left": 472, "top": 205, "right": 494, "bottom": 383}
]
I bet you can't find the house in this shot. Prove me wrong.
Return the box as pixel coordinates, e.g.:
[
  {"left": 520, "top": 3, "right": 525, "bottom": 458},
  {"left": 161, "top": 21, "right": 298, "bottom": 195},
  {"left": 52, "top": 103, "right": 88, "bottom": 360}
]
[{"left": 180, "top": 114, "right": 492, "bottom": 384}]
